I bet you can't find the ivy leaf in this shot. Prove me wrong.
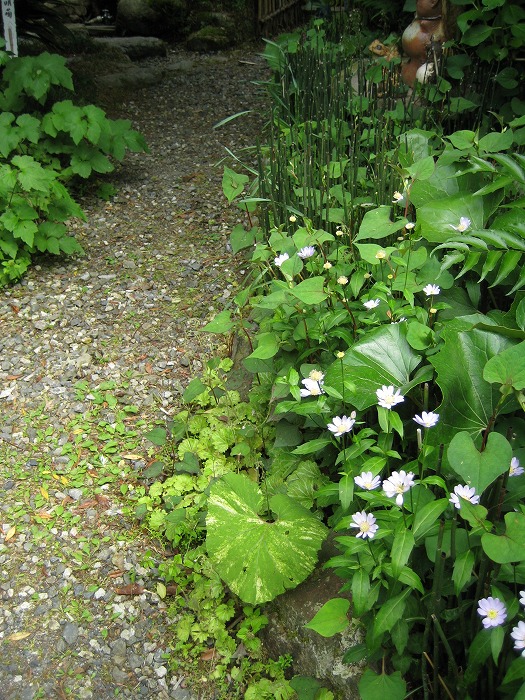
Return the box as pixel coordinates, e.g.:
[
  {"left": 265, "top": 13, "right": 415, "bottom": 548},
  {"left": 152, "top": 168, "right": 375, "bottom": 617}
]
[{"left": 206, "top": 472, "right": 327, "bottom": 604}]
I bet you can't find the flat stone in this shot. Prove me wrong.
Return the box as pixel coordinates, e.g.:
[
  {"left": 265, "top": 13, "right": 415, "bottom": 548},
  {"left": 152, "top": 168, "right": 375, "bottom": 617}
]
[{"left": 62, "top": 622, "right": 80, "bottom": 645}]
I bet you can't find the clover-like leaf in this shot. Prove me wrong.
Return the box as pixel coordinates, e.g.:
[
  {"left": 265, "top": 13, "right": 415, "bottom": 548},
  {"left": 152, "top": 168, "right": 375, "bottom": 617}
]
[{"left": 206, "top": 473, "right": 327, "bottom": 604}]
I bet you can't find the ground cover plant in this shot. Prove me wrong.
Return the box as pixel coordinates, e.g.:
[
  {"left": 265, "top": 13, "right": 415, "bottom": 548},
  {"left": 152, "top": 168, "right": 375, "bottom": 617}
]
[{"left": 0, "top": 43, "right": 147, "bottom": 286}]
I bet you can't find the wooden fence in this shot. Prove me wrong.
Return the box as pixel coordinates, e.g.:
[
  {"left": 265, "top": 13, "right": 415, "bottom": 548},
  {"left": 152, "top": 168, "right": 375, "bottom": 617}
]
[{"left": 257, "top": 0, "right": 305, "bottom": 36}]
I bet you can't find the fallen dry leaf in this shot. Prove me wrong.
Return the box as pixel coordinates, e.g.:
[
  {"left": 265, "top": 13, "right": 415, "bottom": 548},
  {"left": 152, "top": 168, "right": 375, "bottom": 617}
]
[
  {"left": 200, "top": 648, "right": 217, "bottom": 661},
  {"left": 4, "top": 525, "right": 16, "bottom": 541},
  {"left": 145, "top": 362, "right": 153, "bottom": 374},
  {"left": 115, "top": 583, "right": 145, "bottom": 596},
  {"left": 5, "top": 374, "right": 22, "bottom": 380},
  {"left": 108, "top": 570, "right": 125, "bottom": 578},
  {"left": 165, "top": 585, "right": 178, "bottom": 596},
  {"left": 95, "top": 494, "right": 110, "bottom": 507},
  {"left": 121, "top": 453, "right": 143, "bottom": 460},
  {"left": 8, "top": 631, "right": 31, "bottom": 641}
]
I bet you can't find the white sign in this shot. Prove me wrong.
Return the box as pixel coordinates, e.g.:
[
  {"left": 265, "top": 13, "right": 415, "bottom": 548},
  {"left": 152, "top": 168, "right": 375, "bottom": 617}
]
[{"left": 2, "top": 0, "right": 18, "bottom": 56}]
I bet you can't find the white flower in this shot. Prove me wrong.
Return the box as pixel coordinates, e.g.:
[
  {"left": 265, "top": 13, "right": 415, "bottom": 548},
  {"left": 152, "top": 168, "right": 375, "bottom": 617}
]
[
  {"left": 449, "top": 484, "right": 480, "bottom": 509},
  {"left": 519, "top": 591, "right": 525, "bottom": 607},
  {"left": 450, "top": 216, "right": 471, "bottom": 232},
  {"left": 423, "top": 284, "right": 440, "bottom": 296},
  {"left": 383, "top": 470, "right": 416, "bottom": 506},
  {"left": 297, "top": 246, "right": 315, "bottom": 259},
  {"left": 327, "top": 413, "right": 356, "bottom": 437},
  {"left": 308, "top": 369, "right": 325, "bottom": 382},
  {"left": 405, "top": 222, "right": 415, "bottom": 230},
  {"left": 363, "top": 298, "right": 380, "bottom": 310},
  {"left": 511, "top": 621, "right": 525, "bottom": 655},
  {"left": 323, "top": 261, "right": 332, "bottom": 269},
  {"left": 375, "top": 250, "right": 387, "bottom": 260},
  {"left": 376, "top": 385, "right": 404, "bottom": 410},
  {"left": 350, "top": 511, "right": 378, "bottom": 539},
  {"left": 289, "top": 215, "right": 297, "bottom": 223},
  {"left": 477, "top": 597, "right": 507, "bottom": 628},
  {"left": 354, "top": 471, "right": 381, "bottom": 491},
  {"left": 335, "top": 351, "right": 345, "bottom": 359},
  {"left": 300, "top": 377, "right": 324, "bottom": 398},
  {"left": 510, "top": 457, "right": 524, "bottom": 477},
  {"left": 392, "top": 191, "right": 404, "bottom": 203},
  {"left": 274, "top": 253, "right": 289, "bottom": 267},
  {"left": 335, "top": 228, "right": 344, "bottom": 237},
  {"left": 413, "top": 411, "right": 440, "bottom": 428},
  {"left": 337, "top": 276, "right": 348, "bottom": 285}
]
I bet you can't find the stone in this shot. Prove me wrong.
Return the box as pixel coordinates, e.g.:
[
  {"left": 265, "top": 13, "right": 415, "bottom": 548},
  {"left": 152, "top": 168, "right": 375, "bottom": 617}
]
[
  {"left": 185, "top": 26, "right": 233, "bottom": 53},
  {"left": 62, "top": 621, "right": 80, "bottom": 645},
  {"left": 116, "top": 0, "right": 188, "bottom": 40},
  {"left": 92, "top": 36, "right": 168, "bottom": 60}
]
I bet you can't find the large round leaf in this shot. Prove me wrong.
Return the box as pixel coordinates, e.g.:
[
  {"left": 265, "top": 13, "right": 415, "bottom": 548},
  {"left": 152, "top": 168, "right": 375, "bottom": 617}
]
[{"left": 206, "top": 473, "right": 327, "bottom": 604}]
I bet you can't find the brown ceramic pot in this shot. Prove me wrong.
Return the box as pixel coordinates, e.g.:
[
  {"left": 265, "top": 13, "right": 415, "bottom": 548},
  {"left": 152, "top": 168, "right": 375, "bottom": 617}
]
[{"left": 401, "top": 0, "right": 445, "bottom": 86}]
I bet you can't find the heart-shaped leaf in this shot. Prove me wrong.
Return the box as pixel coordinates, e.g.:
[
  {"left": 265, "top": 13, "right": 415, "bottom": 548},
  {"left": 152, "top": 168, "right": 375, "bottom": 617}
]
[
  {"left": 447, "top": 431, "right": 512, "bottom": 495},
  {"left": 483, "top": 341, "right": 525, "bottom": 390},
  {"left": 482, "top": 512, "right": 525, "bottom": 563},
  {"left": 206, "top": 473, "right": 327, "bottom": 604},
  {"left": 305, "top": 597, "right": 350, "bottom": 637}
]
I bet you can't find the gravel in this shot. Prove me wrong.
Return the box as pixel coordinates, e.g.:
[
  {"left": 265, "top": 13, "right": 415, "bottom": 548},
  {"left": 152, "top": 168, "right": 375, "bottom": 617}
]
[{"left": 0, "top": 44, "right": 267, "bottom": 700}]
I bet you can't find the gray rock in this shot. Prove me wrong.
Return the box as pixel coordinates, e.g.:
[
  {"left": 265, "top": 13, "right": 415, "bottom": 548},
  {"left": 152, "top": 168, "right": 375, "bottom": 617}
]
[
  {"left": 62, "top": 622, "right": 80, "bottom": 645},
  {"left": 93, "top": 36, "right": 168, "bottom": 60}
]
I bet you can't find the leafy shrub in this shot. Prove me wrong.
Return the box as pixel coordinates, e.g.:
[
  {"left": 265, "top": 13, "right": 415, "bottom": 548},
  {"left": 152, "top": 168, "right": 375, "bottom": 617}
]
[{"left": 0, "top": 46, "right": 147, "bottom": 286}]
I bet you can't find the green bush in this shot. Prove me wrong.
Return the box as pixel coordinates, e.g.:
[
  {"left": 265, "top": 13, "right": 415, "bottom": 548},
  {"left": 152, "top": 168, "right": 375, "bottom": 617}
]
[{"left": 0, "top": 46, "right": 148, "bottom": 286}]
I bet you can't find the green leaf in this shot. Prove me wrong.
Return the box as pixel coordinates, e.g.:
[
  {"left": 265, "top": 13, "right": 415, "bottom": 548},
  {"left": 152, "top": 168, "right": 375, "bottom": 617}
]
[
  {"left": 183, "top": 377, "right": 208, "bottom": 403},
  {"left": 230, "top": 224, "right": 256, "bottom": 254},
  {"left": 206, "top": 473, "right": 327, "bottom": 604},
  {"left": 351, "top": 569, "right": 370, "bottom": 616},
  {"left": 490, "top": 624, "right": 505, "bottom": 664},
  {"left": 145, "top": 427, "right": 167, "bottom": 446},
  {"left": 201, "top": 309, "right": 234, "bottom": 334},
  {"left": 304, "top": 598, "right": 350, "bottom": 637},
  {"left": 338, "top": 474, "right": 353, "bottom": 511},
  {"left": 324, "top": 324, "right": 423, "bottom": 411},
  {"left": 247, "top": 332, "right": 280, "bottom": 360},
  {"left": 483, "top": 341, "right": 525, "bottom": 390},
  {"left": 482, "top": 512, "right": 525, "bottom": 563},
  {"left": 452, "top": 549, "right": 475, "bottom": 595},
  {"left": 143, "top": 461, "right": 164, "bottom": 478},
  {"left": 390, "top": 526, "right": 415, "bottom": 579},
  {"left": 222, "top": 166, "right": 249, "bottom": 203},
  {"left": 447, "top": 431, "right": 512, "bottom": 495},
  {"left": 412, "top": 499, "right": 449, "bottom": 542},
  {"left": 288, "top": 277, "right": 328, "bottom": 305},
  {"left": 354, "top": 206, "right": 407, "bottom": 242},
  {"left": 358, "top": 669, "right": 406, "bottom": 700},
  {"left": 373, "top": 589, "right": 411, "bottom": 639}
]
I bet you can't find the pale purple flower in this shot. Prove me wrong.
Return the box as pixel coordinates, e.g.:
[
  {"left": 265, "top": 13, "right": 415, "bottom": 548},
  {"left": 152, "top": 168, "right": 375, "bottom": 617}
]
[
  {"left": 297, "top": 246, "right": 315, "bottom": 259},
  {"left": 363, "top": 298, "right": 380, "bottom": 310},
  {"left": 413, "top": 411, "right": 440, "bottom": 428},
  {"left": 300, "top": 377, "right": 324, "bottom": 398},
  {"left": 376, "top": 385, "right": 404, "bottom": 410},
  {"left": 383, "top": 470, "right": 416, "bottom": 506},
  {"left": 511, "top": 621, "right": 525, "bottom": 655},
  {"left": 450, "top": 216, "right": 471, "bottom": 232},
  {"left": 449, "top": 484, "right": 480, "bottom": 509},
  {"left": 274, "top": 253, "right": 289, "bottom": 267},
  {"left": 327, "top": 413, "right": 356, "bottom": 437},
  {"left": 477, "top": 597, "right": 507, "bottom": 628},
  {"left": 354, "top": 471, "right": 381, "bottom": 491},
  {"left": 423, "top": 284, "right": 440, "bottom": 296},
  {"left": 350, "top": 511, "right": 378, "bottom": 539},
  {"left": 519, "top": 591, "right": 525, "bottom": 607},
  {"left": 510, "top": 457, "right": 524, "bottom": 477}
]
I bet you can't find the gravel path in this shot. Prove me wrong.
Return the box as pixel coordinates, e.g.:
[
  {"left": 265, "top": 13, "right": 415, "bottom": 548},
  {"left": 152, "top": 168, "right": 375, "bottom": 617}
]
[{"left": 0, "top": 45, "right": 266, "bottom": 700}]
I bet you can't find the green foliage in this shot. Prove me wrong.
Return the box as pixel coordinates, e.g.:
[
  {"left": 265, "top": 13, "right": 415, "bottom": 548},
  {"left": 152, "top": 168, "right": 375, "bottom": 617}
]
[{"left": 0, "top": 46, "right": 148, "bottom": 286}]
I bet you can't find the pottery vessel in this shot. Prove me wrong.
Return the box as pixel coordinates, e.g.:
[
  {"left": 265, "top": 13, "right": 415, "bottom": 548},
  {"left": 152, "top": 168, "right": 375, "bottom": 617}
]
[{"left": 401, "top": 0, "right": 445, "bottom": 86}]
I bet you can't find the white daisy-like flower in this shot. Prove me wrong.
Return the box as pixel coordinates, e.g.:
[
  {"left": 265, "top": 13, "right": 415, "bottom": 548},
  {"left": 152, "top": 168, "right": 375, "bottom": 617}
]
[
  {"left": 323, "top": 261, "right": 332, "bottom": 269},
  {"left": 510, "top": 457, "right": 524, "bottom": 477},
  {"left": 519, "top": 591, "right": 525, "bottom": 607},
  {"left": 375, "top": 250, "right": 386, "bottom": 260},
  {"left": 392, "top": 191, "right": 404, "bottom": 204},
  {"left": 335, "top": 351, "right": 345, "bottom": 359},
  {"left": 350, "top": 511, "right": 378, "bottom": 539},
  {"left": 289, "top": 215, "right": 297, "bottom": 223},
  {"left": 327, "top": 413, "right": 356, "bottom": 437},
  {"left": 376, "top": 385, "right": 404, "bottom": 410},
  {"left": 297, "top": 246, "right": 315, "bottom": 259},
  {"left": 477, "top": 597, "right": 507, "bottom": 628},
  {"left": 383, "top": 470, "right": 415, "bottom": 506},
  {"left": 405, "top": 222, "right": 415, "bottom": 230},
  {"left": 449, "top": 484, "right": 480, "bottom": 509},
  {"left": 335, "top": 228, "right": 344, "bottom": 237},
  {"left": 413, "top": 411, "right": 440, "bottom": 428},
  {"left": 337, "top": 276, "right": 348, "bottom": 285},
  {"left": 274, "top": 253, "right": 289, "bottom": 267},
  {"left": 423, "top": 284, "right": 440, "bottom": 296},
  {"left": 450, "top": 216, "right": 471, "bottom": 232},
  {"left": 308, "top": 369, "right": 325, "bottom": 383},
  {"left": 363, "top": 298, "right": 380, "bottom": 310},
  {"left": 354, "top": 471, "right": 381, "bottom": 491},
  {"left": 299, "top": 377, "right": 325, "bottom": 398},
  {"left": 511, "top": 621, "right": 525, "bottom": 655}
]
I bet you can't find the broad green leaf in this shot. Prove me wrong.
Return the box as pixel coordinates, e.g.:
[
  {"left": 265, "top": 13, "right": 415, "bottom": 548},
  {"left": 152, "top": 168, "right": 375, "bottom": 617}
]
[
  {"left": 338, "top": 474, "right": 353, "bottom": 511},
  {"left": 206, "top": 473, "right": 327, "bottom": 604},
  {"left": 412, "top": 499, "right": 449, "bottom": 542},
  {"left": 324, "top": 324, "right": 423, "bottom": 411},
  {"left": 351, "top": 569, "right": 370, "bottom": 616},
  {"left": 305, "top": 598, "right": 350, "bottom": 637},
  {"left": 145, "top": 427, "right": 167, "bottom": 446},
  {"left": 429, "top": 324, "right": 516, "bottom": 445},
  {"left": 230, "top": 224, "right": 256, "bottom": 254},
  {"left": 417, "top": 193, "right": 485, "bottom": 243},
  {"left": 490, "top": 625, "right": 505, "bottom": 664},
  {"left": 358, "top": 669, "right": 406, "bottom": 700},
  {"left": 483, "top": 341, "right": 525, "bottom": 390},
  {"left": 247, "top": 332, "right": 280, "bottom": 360},
  {"left": 354, "top": 206, "right": 407, "bottom": 242},
  {"left": 464, "top": 629, "right": 492, "bottom": 687},
  {"left": 222, "top": 166, "right": 249, "bottom": 202},
  {"left": 183, "top": 377, "right": 208, "bottom": 403},
  {"left": 447, "top": 431, "right": 512, "bottom": 495},
  {"left": 406, "top": 155, "right": 435, "bottom": 181},
  {"left": 201, "top": 309, "right": 234, "bottom": 334},
  {"left": 288, "top": 277, "right": 328, "bottom": 305},
  {"left": 502, "top": 657, "right": 525, "bottom": 686},
  {"left": 482, "top": 512, "right": 525, "bottom": 563}
]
